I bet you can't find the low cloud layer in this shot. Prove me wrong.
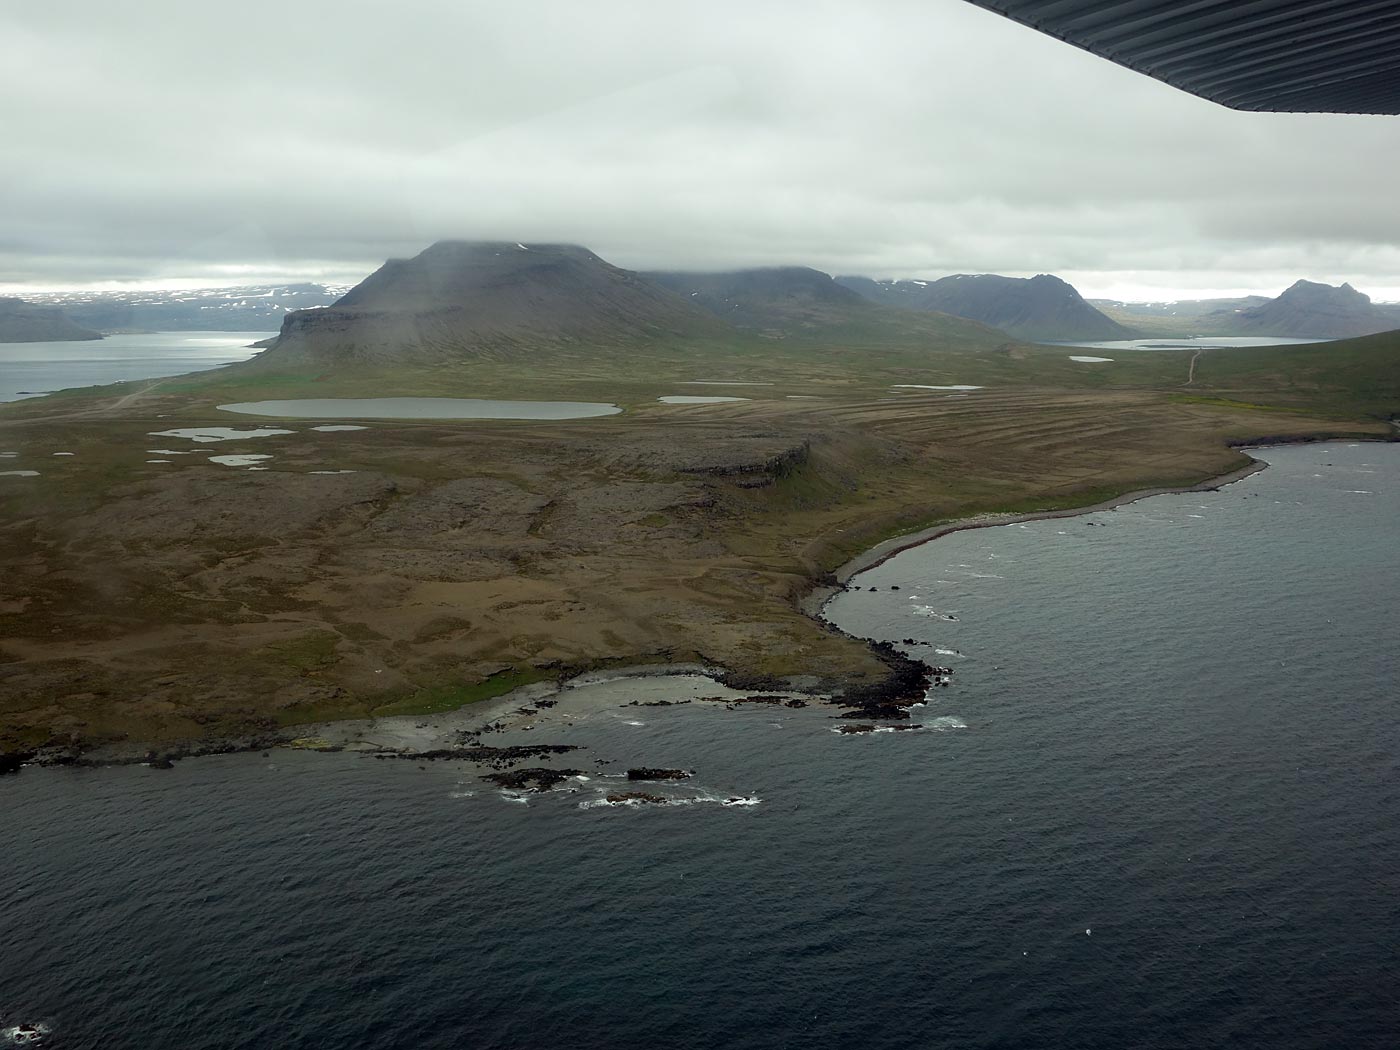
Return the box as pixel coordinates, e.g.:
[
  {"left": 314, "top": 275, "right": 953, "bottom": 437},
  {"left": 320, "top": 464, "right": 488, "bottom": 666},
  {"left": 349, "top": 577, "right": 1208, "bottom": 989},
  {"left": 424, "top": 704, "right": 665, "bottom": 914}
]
[{"left": 3, "top": 0, "right": 1398, "bottom": 299}]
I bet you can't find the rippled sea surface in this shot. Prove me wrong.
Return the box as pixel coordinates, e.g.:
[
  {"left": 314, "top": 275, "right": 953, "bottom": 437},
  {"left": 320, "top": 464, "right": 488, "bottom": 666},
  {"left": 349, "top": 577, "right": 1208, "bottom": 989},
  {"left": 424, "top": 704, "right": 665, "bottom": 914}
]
[{"left": 3, "top": 443, "right": 1397, "bottom": 1050}]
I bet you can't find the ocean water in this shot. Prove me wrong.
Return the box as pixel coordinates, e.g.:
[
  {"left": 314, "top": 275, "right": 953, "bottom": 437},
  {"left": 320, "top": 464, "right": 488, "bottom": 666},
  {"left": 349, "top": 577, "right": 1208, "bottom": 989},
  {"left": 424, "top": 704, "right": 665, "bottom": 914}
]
[
  {"left": 0, "top": 333, "right": 269, "bottom": 403},
  {"left": 2, "top": 442, "right": 1397, "bottom": 1050}
]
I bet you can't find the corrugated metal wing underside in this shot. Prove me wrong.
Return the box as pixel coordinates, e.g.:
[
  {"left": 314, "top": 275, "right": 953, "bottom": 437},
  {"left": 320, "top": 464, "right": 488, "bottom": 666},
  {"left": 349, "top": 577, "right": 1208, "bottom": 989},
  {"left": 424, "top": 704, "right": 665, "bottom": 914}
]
[{"left": 963, "top": 0, "right": 1400, "bottom": 114}]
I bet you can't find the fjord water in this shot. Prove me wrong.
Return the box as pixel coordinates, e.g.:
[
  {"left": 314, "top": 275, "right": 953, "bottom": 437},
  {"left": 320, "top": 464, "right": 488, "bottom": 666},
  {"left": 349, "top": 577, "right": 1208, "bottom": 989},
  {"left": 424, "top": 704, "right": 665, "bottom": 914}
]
[
  {"left": 0, "top": 332, "right": 269, "bottom": 402},
  {"left": 3, "top": 443, "right": 1397, "bottom": 1050}
]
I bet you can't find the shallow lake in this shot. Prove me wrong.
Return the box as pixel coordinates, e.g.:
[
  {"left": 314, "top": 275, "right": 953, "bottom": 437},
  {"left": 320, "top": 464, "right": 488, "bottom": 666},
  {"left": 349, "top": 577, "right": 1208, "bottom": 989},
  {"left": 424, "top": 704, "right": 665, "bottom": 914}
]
[
  {"left": 0, "top": 331, "right": 271, "bottom": 402},
  {"left": 218, "top": 398, "right": 622, "bottom": 420},
  {"left": 1051, "top": 336, "right": 1330, "bottom": 352}
]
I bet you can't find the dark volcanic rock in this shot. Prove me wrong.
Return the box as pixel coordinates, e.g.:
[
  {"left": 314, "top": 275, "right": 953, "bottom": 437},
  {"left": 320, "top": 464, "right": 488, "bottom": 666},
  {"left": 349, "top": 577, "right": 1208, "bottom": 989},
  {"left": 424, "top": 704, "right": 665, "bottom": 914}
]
[
  {"left": 422, "top": 743, "right": 582, "bottom": 765},
  {"left": 481, "top": 767, "right": 585, "bottom": 792},
  {"left": 831, "top": 640, "right": 932, "bottom": 719},
  {"left": 0, "top": 750, "right": 32, "bottom": 775},
  {"left": 626, "top": 767, "right": 693, "bottom": 781},
  {"left": 604, "top": 791, "right": 669, "bottom": 805}
]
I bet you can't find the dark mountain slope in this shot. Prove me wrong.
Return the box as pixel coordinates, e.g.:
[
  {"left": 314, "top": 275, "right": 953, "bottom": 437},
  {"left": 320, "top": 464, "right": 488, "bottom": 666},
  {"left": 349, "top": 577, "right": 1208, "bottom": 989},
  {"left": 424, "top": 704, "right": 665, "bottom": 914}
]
[
  {"left": 256, "top": 241, "right": 729, "bottom": 366},
  {"left": 0, "top": 297, "right": 103, "bottom": 343},
  {"left": 837, "top": 273, "right": 1133, "bottom": 343},
  {"left": 643, "top": 266, "right": 1014, "bottom": 350},
  {"left": 644, "top": 267, "right": 875, "bottom": 332}
]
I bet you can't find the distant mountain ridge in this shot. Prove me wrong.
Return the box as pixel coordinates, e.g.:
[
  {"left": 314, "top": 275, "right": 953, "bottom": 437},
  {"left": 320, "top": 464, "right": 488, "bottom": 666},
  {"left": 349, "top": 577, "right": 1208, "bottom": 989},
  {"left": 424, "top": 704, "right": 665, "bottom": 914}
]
[
  {"left": 255, "top": 242, "right": 1016, "bottom": 367},
  {"left": 0, "top": 297, "right": 102, "bottom": 343},
  {"left": 21, "top": 284, "right": 342, "bottom": 333},
  {"left": 836, "top": 273, "right": 1133, "bottom": 343},
  {"left": 1095, "top": 280, "right": 1400, "bottom": 339}
]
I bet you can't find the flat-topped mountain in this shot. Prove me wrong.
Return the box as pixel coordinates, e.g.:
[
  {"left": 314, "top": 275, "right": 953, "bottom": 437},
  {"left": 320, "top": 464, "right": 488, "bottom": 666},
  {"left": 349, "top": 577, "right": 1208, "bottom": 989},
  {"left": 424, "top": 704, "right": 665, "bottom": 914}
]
[
  {"left": 0, "top": 297, "right": 103, "bottom": 343},
  {"left": 1214, "top": 280, "right": 1399, "bottom": 339},
  {"left": 836, "top": 273, "right": 1132, "bottom": 343},
  {"left": 258, "top": 241, "right": 728, "bottom": 365}
]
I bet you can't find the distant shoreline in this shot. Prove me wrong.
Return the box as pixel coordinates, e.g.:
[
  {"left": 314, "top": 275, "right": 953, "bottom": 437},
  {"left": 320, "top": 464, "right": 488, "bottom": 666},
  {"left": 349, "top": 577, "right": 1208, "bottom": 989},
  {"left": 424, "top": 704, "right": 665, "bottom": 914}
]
[
  {"left": 803, "top": 431, "right": 1395, "bottom": 620},
  {"left": 799, "top": 456, "right": 1270, "bottom": 620}
]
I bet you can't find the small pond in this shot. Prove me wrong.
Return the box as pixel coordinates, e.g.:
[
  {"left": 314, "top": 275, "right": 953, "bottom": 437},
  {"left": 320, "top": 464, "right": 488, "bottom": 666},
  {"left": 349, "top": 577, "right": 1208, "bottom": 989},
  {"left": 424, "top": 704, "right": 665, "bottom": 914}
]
[
  {"left": 657, "top": 395, "right": 750, "bottom": 404},
  {"left": 218, "top": 398, "right": 621, "bottom": 420}
]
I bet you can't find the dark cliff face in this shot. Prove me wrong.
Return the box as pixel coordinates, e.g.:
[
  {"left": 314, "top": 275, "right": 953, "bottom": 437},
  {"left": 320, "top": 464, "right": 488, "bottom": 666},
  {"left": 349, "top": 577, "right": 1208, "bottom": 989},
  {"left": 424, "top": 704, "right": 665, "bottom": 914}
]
[
  {"left": 1225, "top": 280, "right": 1398, "bottom": 339},
  {"left": 0, "top": 297, "right": 103, "bottom": 343},
  {"left": 255, "top": 241, "right": 727, "bottom": 366},
  {"left": 835, "top": 273, "right": 1132, "bottom": 342},
  {"left": 643, "top": 266, "right": 874, "bottom": 331}
]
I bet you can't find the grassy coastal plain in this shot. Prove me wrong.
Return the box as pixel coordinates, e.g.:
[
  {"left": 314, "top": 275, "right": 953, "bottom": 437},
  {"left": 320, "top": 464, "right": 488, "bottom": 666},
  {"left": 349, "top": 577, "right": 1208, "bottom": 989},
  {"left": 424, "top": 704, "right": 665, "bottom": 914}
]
[{"left": 0, "top": 330, "right": 1395, "bottom": 754}]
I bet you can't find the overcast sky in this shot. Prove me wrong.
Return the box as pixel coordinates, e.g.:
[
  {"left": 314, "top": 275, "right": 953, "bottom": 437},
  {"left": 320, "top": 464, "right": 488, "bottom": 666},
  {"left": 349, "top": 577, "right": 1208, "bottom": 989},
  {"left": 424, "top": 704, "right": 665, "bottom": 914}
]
[{"left": 3, "top": 0, "right": 1398, "bottom": 300}]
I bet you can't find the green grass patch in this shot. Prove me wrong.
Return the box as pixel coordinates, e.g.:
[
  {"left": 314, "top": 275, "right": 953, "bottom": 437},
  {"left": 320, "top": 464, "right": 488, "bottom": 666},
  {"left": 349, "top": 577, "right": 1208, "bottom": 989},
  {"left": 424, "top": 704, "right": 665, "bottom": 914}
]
[
  {"left": 262, "top": 631, "right": 342, "bottom": 673},
  {"left": 1170, "top": 395, "right": 1312, "bottom": 414},
  {"left": 368, "top": 667, "right": 552, "bottom": 718}
]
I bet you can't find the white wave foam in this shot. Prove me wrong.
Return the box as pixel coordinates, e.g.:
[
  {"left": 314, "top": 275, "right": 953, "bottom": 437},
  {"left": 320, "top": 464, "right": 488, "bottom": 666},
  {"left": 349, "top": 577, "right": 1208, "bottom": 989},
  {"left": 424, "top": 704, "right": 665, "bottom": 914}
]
[
  {"left": 912, "top": 606, "right": 958, "bottom": 621},
  {"left": 928, "top": 716, "right": 969, "bottom": 731},
  {"left": 934, "top": 648, "right": 963, "bottom": 657},
  {"left": 578, "top": 793, "right": 761, "bottom": 811},
  {"left": 2, "top": 1021, "right": 52, "bottom": 1045},
  {"left": 622, "top": 720, "right": 645, "bottom": 727},
  {"left": 499, "top": 791, "right": 531, "bottom": 805}
]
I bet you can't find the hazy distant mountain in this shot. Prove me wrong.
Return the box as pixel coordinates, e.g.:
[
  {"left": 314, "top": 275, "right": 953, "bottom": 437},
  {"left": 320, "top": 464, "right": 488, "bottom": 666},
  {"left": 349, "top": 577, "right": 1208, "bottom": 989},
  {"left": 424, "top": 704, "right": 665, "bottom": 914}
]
[
  {"left": 644, "top": 267, "right": 875, "bottom": 331},
  {"left": 836, "top": 273, "right": 1132, "bottom": 342},
  {"left": 22, "top": 284, "right": 342, "bottom": 333},
  {"left": 1213, "top": 280, "right": 1398, "bottom": 339},
  {"left": 1094, "top": 283, "right": 1400, "bottom": 339},
  {"left": 0, "top": 297, "right": 102, "bottom": 342},
  {"left": 257, "top": 241, "right": 727, "bottom": 365}
]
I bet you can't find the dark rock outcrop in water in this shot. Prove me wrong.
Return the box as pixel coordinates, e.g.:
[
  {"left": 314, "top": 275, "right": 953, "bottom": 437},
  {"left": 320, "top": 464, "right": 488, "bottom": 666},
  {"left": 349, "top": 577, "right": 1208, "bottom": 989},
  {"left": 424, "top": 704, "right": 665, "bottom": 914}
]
[
  {"left": 1212, "top": 280, "right": 1399, "bottom": 339},
  {"left": 253, "top": 241, "right": 727, "bottom": 366},
  {"left": 627, "top": 767, "right": 693, "bottom": 781},
  {"left": 0, "top": 750, "right": 31, "bottom": 775},
  {"left": 0, "top": 297, "right": 103, "bottom": 343},
  {"left": 405, "top": 743, "right": 581, "bottom": 767},
  {"left": 481, "top": 767, "right": 585, "bottom": 791},
  {"left": 836, "top": 273, "right": 1132, "bottom": 343}
]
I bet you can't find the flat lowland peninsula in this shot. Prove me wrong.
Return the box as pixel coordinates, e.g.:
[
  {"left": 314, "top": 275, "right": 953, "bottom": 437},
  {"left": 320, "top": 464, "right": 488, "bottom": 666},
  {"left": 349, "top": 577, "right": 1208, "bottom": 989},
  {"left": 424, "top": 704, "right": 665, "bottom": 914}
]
[{"left": 1, "top": 250, "right": 1396, "bottom": 756}]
